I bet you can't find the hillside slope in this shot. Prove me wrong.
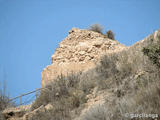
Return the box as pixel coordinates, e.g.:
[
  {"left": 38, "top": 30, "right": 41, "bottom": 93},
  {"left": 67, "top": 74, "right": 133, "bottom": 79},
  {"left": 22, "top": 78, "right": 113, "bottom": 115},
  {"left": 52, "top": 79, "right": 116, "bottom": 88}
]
[{"left": 2, "top": 29, "right": 160, "bottom": 120}]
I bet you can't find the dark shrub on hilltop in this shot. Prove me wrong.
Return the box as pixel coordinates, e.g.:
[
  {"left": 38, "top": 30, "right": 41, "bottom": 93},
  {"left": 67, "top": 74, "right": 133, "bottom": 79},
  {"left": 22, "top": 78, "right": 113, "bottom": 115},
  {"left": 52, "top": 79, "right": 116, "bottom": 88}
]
[
  {"left": 88, "top": 24, "right": 103, "bottom": 34},
  {"left": 106, "top": 30, "right": 115, "bottom": 40}
]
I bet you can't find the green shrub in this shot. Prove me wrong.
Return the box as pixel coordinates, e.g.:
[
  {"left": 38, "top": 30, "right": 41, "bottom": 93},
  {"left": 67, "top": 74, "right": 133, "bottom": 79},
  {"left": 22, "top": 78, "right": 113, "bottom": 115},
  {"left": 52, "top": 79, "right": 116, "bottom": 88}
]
[
  {"left": 88, "top": 24, "right": 103, "bottom": 34},
  {"left": 143, "top": 43, "right": 160, "bottom": 68}
]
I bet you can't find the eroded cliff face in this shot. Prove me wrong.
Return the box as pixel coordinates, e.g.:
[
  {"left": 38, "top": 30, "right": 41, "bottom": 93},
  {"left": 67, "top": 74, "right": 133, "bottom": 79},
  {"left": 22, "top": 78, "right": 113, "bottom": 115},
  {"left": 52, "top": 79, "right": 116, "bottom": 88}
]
[{"left": 41, "top": 28, "right": 126, "bottom": 87}]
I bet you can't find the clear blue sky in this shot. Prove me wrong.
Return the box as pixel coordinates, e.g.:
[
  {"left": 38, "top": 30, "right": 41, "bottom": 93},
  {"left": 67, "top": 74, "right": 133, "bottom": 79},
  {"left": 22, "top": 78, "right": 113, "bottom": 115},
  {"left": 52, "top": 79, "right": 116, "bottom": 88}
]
[{"left": 0, "top": 0, "right": 160, "bottom": 98}]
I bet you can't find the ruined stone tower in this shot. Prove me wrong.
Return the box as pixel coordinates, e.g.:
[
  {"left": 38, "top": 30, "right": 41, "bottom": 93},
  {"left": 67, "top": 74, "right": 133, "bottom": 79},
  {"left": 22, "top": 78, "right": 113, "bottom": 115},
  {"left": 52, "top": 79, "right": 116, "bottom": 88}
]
[{"left": 41, "top": 28, "right": 126, "bottom": 87}]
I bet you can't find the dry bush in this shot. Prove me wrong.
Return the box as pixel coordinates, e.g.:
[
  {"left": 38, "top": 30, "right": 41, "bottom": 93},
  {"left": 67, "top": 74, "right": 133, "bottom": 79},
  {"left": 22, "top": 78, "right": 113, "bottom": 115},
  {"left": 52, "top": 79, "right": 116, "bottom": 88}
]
[
  {"left": 78, "top": 76, "right": 160, "bottom": 120},
  {"left": 111, "top": 81, "right": 160, "bottom": 120},
  {"left": 88, "top": 24, "right": 103, "bottom": 34},
  {"left": 79, "top": 104, "right": 108, "bottom": 120},
  {"left": 116, "top": 50, "right": 134, "bottom": 80},
  {"left": 0, "top": 94, "right": 9, "bottom": 111},
  {"left": 29, "top": 106, "right": 71, "bottom": 120},
  {"left": 132, "top": 83, "right": 160, "bottom": 114},
  {"left": 0, "top": 81, "right": 13, "bottom": 120},
  {"left": 106, "top": 30, "right": 115, "bottom": 40},
  {"left": 96, "top": 54, "right": 118, "bottom": 79},
  {"left": 78, "top": 79, "right": 160, "bottom": 120},
  {"left": 31, "top": 73, "right": 87, "bottom": 119},
  {"left": 0, "top": 94, "right": 11, "bottom": 120},
  {"left": 78, "top": 70, "right": 98, "bottom": 93},
  {"left": 0, "top": 82, "right": 9, "bottom": 111},
  {"left": 0, "top": 94, "right": 7, "bottom": 120},
  {"left": 95, "top": 54, "right": 122, "bottom": 89}
]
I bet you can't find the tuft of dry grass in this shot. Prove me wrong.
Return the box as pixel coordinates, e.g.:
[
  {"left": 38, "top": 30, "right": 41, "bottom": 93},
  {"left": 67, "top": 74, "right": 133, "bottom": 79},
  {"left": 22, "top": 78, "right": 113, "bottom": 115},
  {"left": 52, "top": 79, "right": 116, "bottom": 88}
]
[{"left": 79, "top": 104, "right": 108, "bottom": 120}]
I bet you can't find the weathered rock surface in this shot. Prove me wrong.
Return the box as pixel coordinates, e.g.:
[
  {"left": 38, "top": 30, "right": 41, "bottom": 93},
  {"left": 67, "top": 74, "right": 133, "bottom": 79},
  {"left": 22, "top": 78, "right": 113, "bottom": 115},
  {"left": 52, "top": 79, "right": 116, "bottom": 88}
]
[
  {"left": 41, "top": 28, "right": 126, "bottom": 86},
  {"left": 2, "top": 105, "right": 31, "bottom": 120},
  {"left": 2, "top": 104, "right": 54, "bottom": 120}
]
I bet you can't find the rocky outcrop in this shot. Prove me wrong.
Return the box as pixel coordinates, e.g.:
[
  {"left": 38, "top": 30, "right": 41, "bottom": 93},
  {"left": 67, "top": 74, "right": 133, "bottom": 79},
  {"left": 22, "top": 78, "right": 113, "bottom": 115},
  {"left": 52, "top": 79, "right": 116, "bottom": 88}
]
[
  {"left": 2, "top": 104, "right": 53, "bottom": 120},
  {"left": 2, "top": 105, "right": 31, "bottom": 120},
  {"left": 41, "top": 28, "right": 126, "bottom": 87}
]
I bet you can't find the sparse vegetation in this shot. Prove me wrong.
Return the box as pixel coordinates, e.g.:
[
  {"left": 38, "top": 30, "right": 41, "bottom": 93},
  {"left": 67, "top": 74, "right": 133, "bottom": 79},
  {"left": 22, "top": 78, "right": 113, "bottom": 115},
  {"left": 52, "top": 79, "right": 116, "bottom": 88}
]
[
  {"left": 31, "top": 36, "right": 160, "bottom": 119},
  {"left": 2, "top": 31, "right": 155, "bottom": 120},
  {"left": 95, "top": 54, "right": 119, "bottom": 89},
  {"left": 31, "top": 73, "right": 87, "bottom": 120},
  {"left": 105, "top": 81, "right": 160, "bottom": 120},
  {"left": 78, "top": 81, "right": 160, "bottom": 120},
  {"left": 79, "top": 104, "right": 108, "bottom": 120},
  {"left": 31, "top": 48, "right": 151, "bottom": 119}
]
